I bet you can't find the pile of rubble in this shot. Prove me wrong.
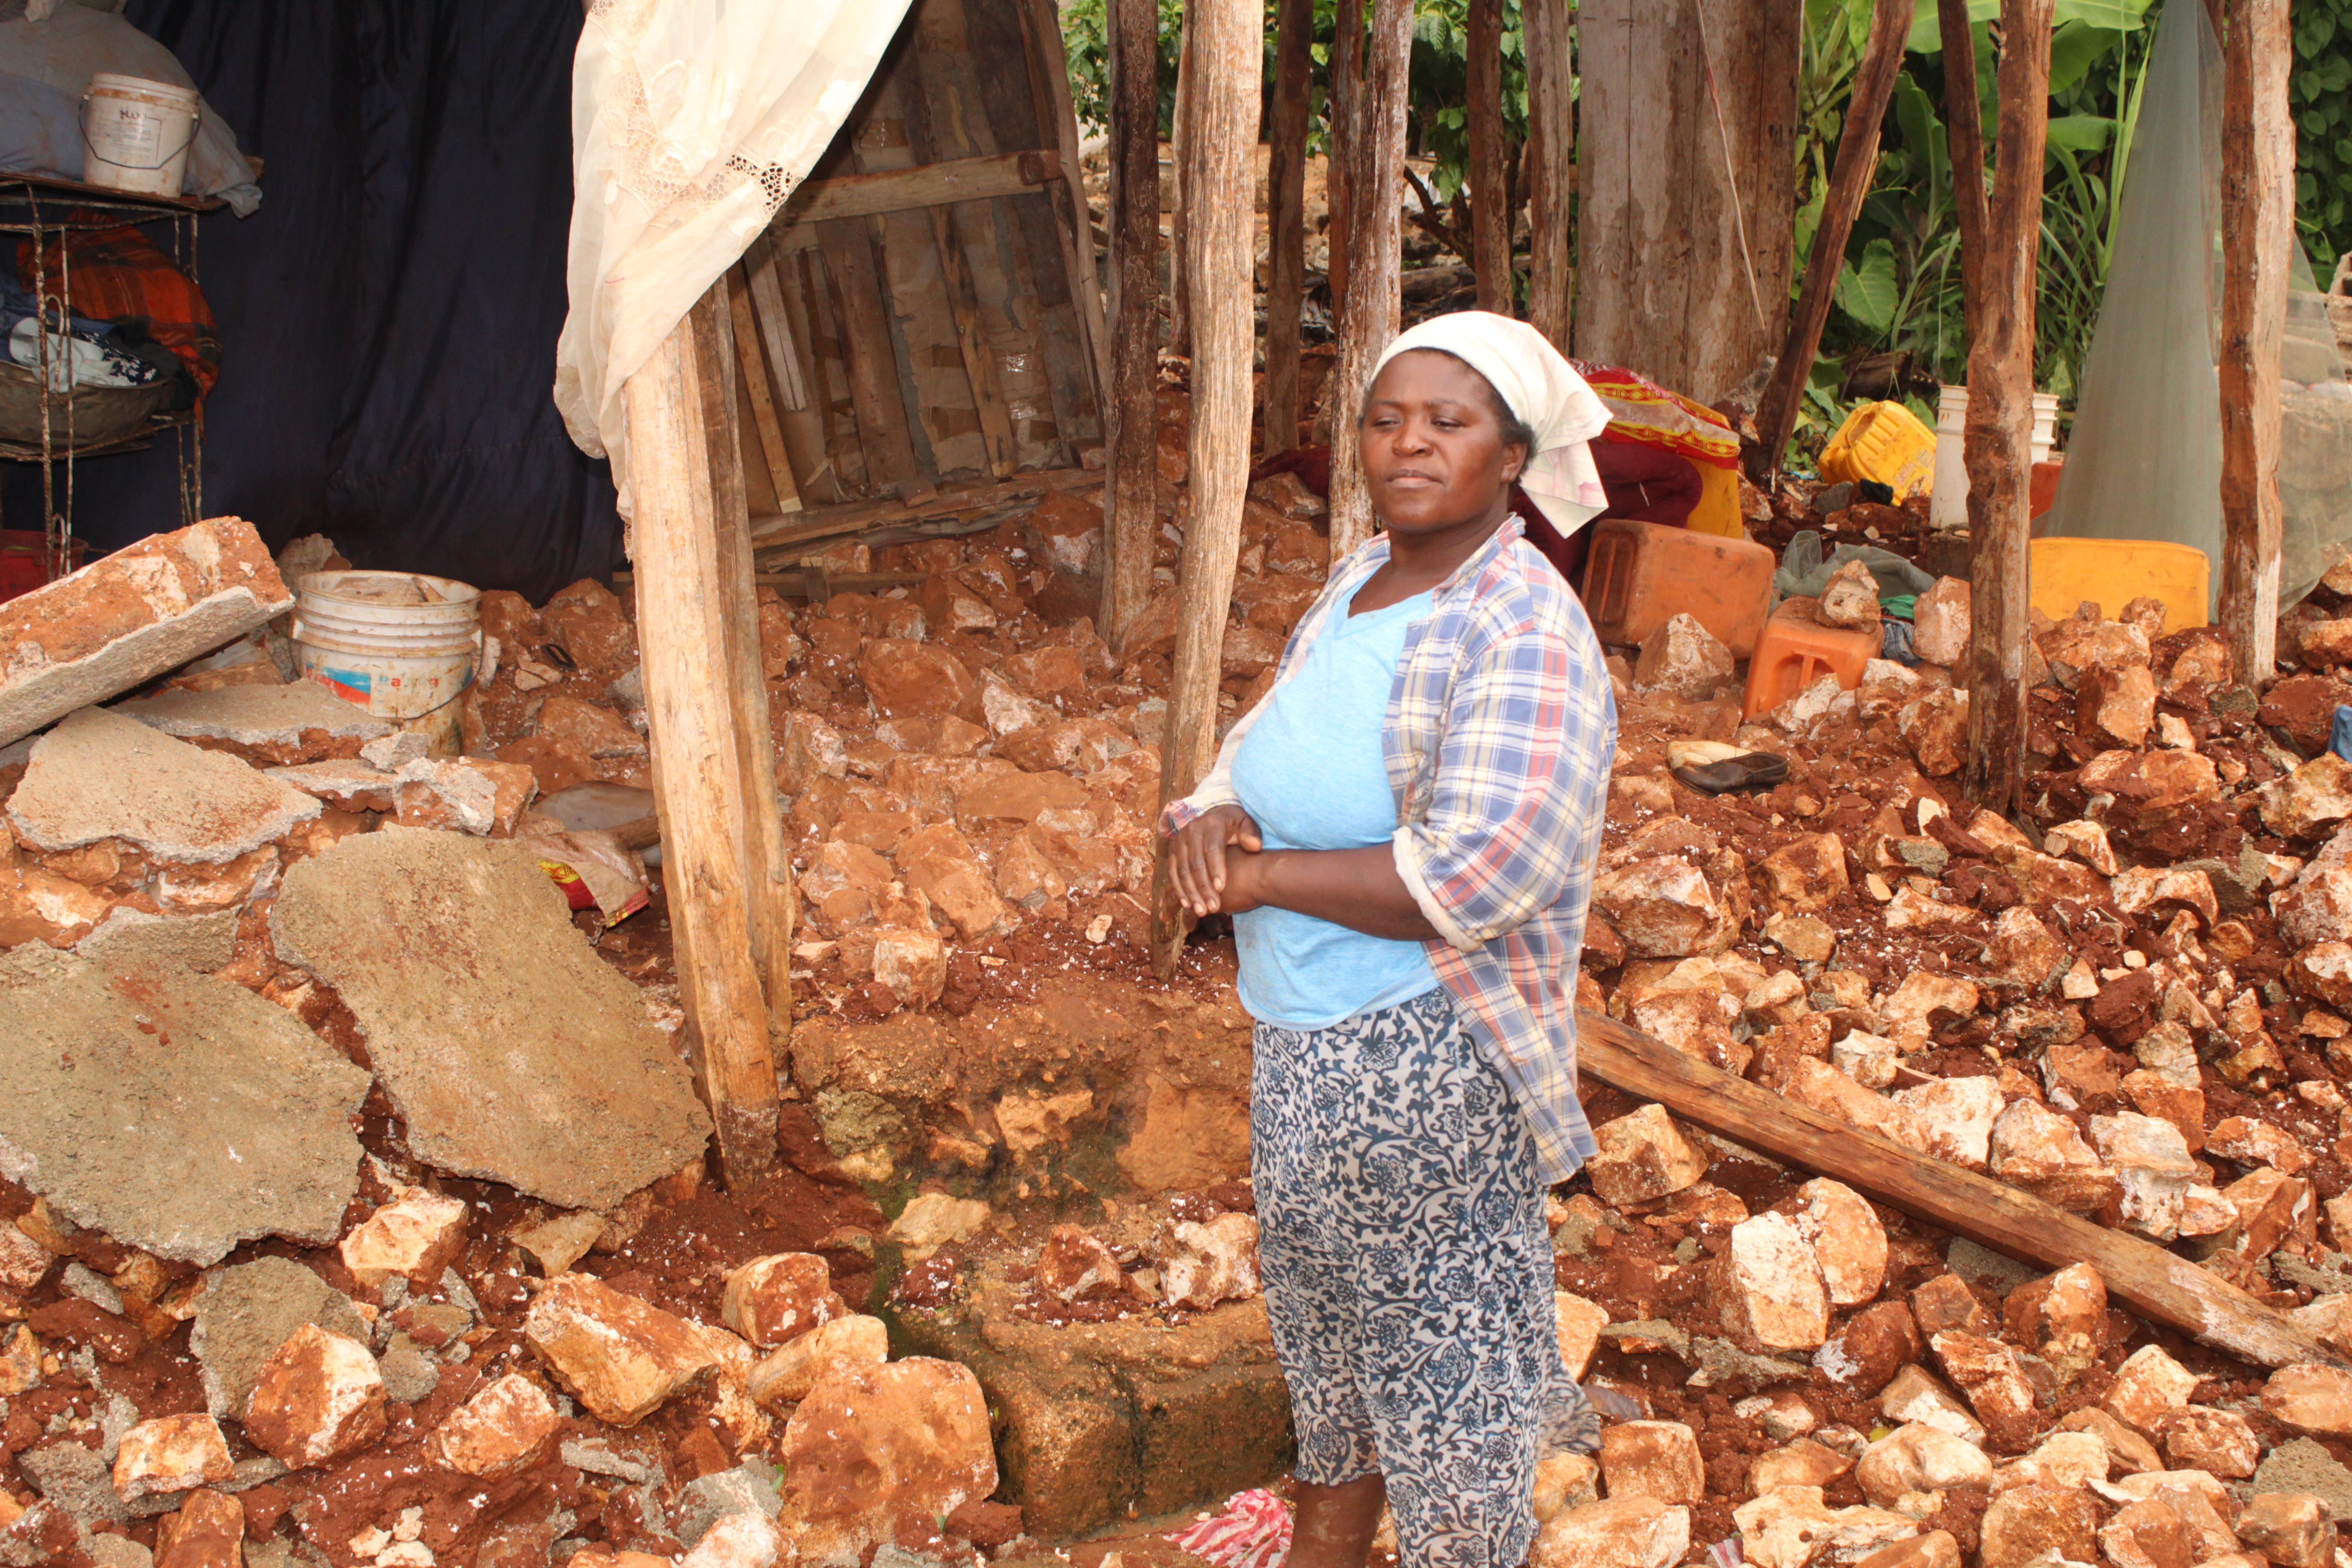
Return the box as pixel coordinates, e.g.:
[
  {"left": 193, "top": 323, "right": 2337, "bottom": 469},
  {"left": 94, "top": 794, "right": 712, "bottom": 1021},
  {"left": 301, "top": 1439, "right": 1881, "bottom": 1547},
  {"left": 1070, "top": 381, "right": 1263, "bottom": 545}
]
[{"left": 1514, "top": 558, "right": 2352, "bottom": 1568}]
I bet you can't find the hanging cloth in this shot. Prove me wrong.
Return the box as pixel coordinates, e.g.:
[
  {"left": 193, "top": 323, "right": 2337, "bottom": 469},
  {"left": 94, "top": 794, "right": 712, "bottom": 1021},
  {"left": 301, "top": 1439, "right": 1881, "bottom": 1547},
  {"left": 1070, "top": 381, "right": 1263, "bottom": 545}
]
[{"left": 552, "top": 0, "right": 913, "bottom": 519}]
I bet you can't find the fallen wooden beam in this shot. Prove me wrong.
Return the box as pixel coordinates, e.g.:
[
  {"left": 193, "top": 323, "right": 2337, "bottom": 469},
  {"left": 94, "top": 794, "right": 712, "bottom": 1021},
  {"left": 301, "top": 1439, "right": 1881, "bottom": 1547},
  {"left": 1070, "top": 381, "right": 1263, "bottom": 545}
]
[
  {"left": 747, "top": 466, "right": 1102, "bottom": 550},
  {"left": 1575, "top": 1010, "right": 2343, "bottom": 1372}
]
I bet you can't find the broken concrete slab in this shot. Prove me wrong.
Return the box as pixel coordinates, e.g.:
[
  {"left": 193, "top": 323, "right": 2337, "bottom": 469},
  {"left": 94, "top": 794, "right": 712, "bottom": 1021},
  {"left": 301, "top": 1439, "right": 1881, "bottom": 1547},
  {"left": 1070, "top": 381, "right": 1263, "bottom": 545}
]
[
  {"left": 270, "top": 828, "right": 710, "bottom": 1210},
  {"left": 189, "top": 1257, "right": 371, "bottom": 1422},
  {"left": 0, "top": 517, "right": 292, "bottom": 749},
  {"left": 111, "top": 681, "right": 392, "bottom": 765},
  {"left": 7, "top": 708, "right": 320, "bottom": 862},
  {"left": 0, "top": 951, "right": 368, "bottom": 1264},
  {"left": 75, "top": 908, "right": 238, "bottom": 972}
]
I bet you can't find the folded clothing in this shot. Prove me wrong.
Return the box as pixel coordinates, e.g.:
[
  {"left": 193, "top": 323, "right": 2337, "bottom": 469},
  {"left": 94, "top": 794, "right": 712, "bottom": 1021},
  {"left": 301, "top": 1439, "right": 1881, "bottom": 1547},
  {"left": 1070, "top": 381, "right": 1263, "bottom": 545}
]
[{"left": 14, "top": 221, "right": 216, "bottom": 405}]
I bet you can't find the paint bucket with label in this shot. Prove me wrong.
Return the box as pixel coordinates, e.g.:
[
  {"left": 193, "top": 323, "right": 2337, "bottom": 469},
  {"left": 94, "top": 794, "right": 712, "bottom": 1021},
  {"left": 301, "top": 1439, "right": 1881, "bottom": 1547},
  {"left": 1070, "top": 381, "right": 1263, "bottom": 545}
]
[
  {"left": 291, "top": 571, "right": 481, "bottom": 756},
  {"left": 82, "top": 74, "right": 201, "bottom": 198}
]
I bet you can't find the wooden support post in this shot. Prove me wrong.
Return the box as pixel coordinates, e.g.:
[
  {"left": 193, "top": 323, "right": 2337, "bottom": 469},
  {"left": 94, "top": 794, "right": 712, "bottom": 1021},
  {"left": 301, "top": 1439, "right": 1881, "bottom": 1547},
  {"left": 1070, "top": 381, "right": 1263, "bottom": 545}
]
[
  {"left": 2219, "top": 0, "right": 2292, "bottom": 681},
  {"left": 622, "top": 289, "right": 787, "bottom": 1186},
  {"left": 1102, "top": 0, "right": 1163, "bottom": 648},
  {"left": 1327, "top": 0, "right": 1363, "bottom": 324},
  {"left": 1939, "top": 0, "right": 1989, "bottom": 339},
  {"left": 1262, "top": 0, "right": 1313, "bottom": 457},
  {"left": 1467, "top": 0, "right": 1511, "bottom": 315},
  {"left": 1168, "top": 5, "right": 1196, "bottom": 361},
  {"left": 1576, "top": 1013, "right": 2342, "bottom": 1370},
  {"left": 1748, "top": 0, "right": 1912, "bottom": 485},
  {"left": 1148, "top": 0, "right": 1262, "bottom": 974},
  {"left": 1962, "top": 0, "right": 2053, "bottom": 815},
  {"left": 1325, "top": 0, "right": 1415, "bottom": 559},
  {"left": 1522, "top": 0, "right": 1573, "bottom": 350}
]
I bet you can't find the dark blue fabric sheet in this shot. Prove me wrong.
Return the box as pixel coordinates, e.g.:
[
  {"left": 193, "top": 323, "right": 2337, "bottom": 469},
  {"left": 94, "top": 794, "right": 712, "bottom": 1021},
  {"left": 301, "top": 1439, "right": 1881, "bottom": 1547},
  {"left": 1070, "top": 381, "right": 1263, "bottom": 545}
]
[{"left": 4, "top": 0, "right": 623, "bottom": 601}]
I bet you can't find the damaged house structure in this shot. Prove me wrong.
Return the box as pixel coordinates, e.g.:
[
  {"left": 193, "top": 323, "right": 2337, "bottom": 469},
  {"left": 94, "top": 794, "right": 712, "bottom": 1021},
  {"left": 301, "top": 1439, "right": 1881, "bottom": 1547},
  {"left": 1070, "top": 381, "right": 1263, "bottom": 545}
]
[{"left": 3, "top": 0, "right": 2352, "bottom": 1565}]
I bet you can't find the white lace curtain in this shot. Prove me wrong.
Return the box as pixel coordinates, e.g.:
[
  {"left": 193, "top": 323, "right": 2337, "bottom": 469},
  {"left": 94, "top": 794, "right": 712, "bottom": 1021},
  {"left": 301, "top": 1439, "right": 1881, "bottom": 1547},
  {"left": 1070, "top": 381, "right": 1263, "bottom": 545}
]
[{"left": 553, "top": 0, "right": 912, "bottom": 518}]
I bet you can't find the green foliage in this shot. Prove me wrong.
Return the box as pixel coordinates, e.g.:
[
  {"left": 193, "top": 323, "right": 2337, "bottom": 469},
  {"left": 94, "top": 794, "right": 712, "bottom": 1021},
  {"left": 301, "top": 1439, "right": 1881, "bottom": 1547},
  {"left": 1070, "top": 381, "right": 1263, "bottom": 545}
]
[
  {"left": 1059, "top": 0, "right": 1187, "bottom": 137},
  {"left": 2294, "top": 0, "right": 2352, "bottom": 267}
]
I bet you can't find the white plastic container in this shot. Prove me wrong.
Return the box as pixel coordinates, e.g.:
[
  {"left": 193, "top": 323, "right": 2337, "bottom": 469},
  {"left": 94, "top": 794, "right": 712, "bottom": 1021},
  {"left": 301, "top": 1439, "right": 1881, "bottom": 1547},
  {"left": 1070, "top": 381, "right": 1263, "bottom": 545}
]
[
  {"left": 291, "top": 571, "right": 482, "bottom": 757},
  {"left": 1928, "top": 385, "right": 2060, "bottom": 530},
  {"left": 82, "top": 74, "right": 201, "bottom": 199}
]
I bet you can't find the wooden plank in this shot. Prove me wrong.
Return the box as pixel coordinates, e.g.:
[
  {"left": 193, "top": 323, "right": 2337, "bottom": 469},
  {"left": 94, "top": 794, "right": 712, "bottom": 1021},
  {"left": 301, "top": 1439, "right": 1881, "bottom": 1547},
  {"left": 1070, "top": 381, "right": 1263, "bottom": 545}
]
[
  {"left": 743, "top": 233, "right": 842, "bottom": 503},
  {"left": 1939, "top": 0, "right": 1989, "bottom": 341},
  {"left": 1749, "top": 0, "right": 1911, "bottom": 484},
  {"left": 815, "top": 218, "right": 932, "bottom": 502},
  {"left": 724, "top": 270, "right": 802, "bottom": 515},
  {"left": 777, "top": 150, "right": 1061, "bottom": 230},
  {"left": 1149, "top": 0, "right": 1262, "bottom": 974},
  {"left": 2218, "top": 0, "right": 2292, "bottom": 681},
  {"left": 1962, "top": 0, "right": 2054, "bottom": 814},
  {"left": 1262, "top": 0, "right": 1313, "bottom": 458},
  {"left": 1103, "top": 0, "right": 1165, "bottom": 645},
  {"left": 1325, "top": 0, "right": 1416, "bottom": 559},
  {"left": 741, "top": 233, "right": 810, "bottom": 410},
  {"left": 621, "top": 294, "right": 781, "bottom": 1186},
  {"left": 1575, "top": 1012, "right": 2341, "bottom": 1371},
  {"left": 1523, "top": 0, "right": 1573, "bottom": 348},
  {"left": 692, "top": 293, "right": 797, "bottom": 1096},
  {"left": 1016, "top": 0, "right": 1112, "bottom": 406},
  {"left": 791, "top": 247, "right": 866, "bottom": 499},
  {"left": 749, "top": 465, "right": 1104, "bottom": 549},
  {"left": 1467, "top": 0, "right": 1511, "bottom": 314}
]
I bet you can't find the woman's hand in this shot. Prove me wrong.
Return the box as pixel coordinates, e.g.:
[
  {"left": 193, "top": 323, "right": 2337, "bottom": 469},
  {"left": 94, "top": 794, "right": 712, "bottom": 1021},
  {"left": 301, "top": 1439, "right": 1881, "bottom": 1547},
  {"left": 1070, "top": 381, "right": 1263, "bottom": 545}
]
[{"left": 1168, "top": 804, "right": 1264, "bottom": 918}]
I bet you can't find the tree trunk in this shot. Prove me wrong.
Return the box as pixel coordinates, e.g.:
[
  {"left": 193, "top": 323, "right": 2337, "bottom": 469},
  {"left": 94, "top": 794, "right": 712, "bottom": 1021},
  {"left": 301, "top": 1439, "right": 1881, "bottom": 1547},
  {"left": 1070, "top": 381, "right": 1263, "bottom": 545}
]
[
  {"left": 1749, "top": 0, "right": 1912, "bottom": 484},
  {"left": 1149, "top": 0, "right": 1264, "bottom": 973},
  {"left": 1325, "top": 0, "right": 1415, "bottom": 559},
  {"left": 1264, "top": 0, "right": 1314, "bottom": 457},
  {"left": 1168, "top": 5, "right": 1196, "bottom": 360},
  {"left": 622, "top": 291, "right": 786, "bottom": 1186},
  {"left": 2218, "top": 0, "right": 2291, "bottom": 681},
  {"left": 1327, "top": 0, "right": 1363, "bottom": 324},
  {"left": 1962, "top": 0, "right": 2054, "bottom": 815},
  {"left": 1939, "top": 0, "right": 1989, "bottom": 341},
  {"left": 1575, "top": 0, "right": 1800, "bottom": 403},
  {"left": 1102, "top": 0, "right": 1162, "bottom": 648},
  {"left": 1522, "top": 0, "right": 1575, "bottom": 349},
  {"left": 1467, "top": 0, "right": 1512, "bottom": 314}
]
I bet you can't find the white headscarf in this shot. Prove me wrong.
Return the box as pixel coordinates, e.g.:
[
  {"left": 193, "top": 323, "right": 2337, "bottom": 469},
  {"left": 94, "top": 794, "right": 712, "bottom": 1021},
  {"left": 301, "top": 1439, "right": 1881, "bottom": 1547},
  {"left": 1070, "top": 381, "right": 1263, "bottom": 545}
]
[{"left": 1369, "top": 311, "right": 1613, "bottom": 538}]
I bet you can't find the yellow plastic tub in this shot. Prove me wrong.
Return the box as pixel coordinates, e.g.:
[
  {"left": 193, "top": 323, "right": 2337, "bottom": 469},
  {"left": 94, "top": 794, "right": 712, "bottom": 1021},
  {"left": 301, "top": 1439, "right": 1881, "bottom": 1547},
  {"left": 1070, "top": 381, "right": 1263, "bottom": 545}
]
[
  {"left": 1819, "top": 401, "right": 1937, "bottom": 500},
  {"left": 2028, "top": 538, "right": 2210, "bottom": 633}
]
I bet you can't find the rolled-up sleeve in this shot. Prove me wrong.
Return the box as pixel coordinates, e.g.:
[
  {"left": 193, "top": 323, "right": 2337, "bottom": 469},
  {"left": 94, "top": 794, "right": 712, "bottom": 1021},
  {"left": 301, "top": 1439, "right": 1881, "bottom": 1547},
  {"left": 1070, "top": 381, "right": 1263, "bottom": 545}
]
[{"left": 1390, "top": 617, "right": 1613, "bottom": 953}]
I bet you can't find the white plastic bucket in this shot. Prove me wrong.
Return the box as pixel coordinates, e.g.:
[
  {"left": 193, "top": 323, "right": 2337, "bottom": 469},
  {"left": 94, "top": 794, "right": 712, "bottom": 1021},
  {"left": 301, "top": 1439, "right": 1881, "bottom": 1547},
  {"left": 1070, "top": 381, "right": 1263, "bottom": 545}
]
[
  {"left": 291, "top": 571, "right": 482, "bottom": 757},
  {"left": 82, "top": 74, "right": 201, "bottom": 199},
  {"left": 1928, "top": 386, "right": 2061, "bottom": 530}
]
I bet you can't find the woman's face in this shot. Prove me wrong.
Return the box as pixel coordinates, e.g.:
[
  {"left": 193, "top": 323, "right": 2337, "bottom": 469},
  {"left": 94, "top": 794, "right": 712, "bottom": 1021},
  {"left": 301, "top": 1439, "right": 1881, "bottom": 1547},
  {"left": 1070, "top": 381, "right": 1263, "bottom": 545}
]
[{"left": 1360, "top": 350, "right": 1529, "bottom": 537}]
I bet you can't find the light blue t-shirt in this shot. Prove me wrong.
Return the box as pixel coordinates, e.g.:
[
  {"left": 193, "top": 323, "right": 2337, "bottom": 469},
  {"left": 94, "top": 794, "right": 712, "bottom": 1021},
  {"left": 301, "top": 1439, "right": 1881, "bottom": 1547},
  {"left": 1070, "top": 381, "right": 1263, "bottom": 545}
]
[{"left": 1228, "top": 584, "right": 1439, "bottom": 1029}]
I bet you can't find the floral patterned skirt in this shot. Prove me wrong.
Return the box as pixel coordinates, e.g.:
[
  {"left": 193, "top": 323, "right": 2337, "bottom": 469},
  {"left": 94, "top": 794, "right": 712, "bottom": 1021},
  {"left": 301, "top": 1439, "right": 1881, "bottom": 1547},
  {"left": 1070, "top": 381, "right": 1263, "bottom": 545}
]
[{"left": 1251, "top": 985, "right": 1598, "bottom": 1568}]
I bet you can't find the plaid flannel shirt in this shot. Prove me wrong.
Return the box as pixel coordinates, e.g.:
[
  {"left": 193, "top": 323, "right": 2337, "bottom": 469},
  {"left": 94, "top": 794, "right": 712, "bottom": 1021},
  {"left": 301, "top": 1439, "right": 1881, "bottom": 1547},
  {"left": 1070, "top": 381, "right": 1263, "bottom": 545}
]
[{"left": 1161, "top": 517, "right": 1617, "bottom": 1182}]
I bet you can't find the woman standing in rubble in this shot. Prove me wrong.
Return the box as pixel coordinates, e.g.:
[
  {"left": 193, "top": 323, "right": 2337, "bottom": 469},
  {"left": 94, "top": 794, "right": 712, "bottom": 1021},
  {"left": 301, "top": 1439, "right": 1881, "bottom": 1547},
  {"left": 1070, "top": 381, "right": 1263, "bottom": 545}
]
[{"left": 1162, "top": 312, "right": 1618, "bottom": 1568}]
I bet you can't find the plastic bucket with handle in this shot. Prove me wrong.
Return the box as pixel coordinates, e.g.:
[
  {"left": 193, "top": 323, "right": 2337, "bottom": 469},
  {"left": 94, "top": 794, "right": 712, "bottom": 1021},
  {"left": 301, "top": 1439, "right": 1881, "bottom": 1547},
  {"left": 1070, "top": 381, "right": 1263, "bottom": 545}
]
[
  {"left": 290, "top": 571, "right": 481, "bottom": 757},
  {"left": 82, "top": 74, "right": 201, "bottom": 199}
]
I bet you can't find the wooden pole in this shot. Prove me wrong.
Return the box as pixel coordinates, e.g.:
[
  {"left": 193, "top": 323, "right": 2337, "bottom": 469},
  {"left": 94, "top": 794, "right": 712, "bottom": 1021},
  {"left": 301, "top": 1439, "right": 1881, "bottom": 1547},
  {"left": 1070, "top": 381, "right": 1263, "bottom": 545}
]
[
  {"left": 1148, "top": 0, "right": 1262, "bottom": 975},
  {"left": 1467, "top": 0, "right": 1512, "bottom": 314},
  {"left": 1169, "top": 5, "right": 1196, "bottom": 362},
  {"left": 1263, "top": 0, "right": 1314, "bottom": 458},
  {"left": 1576, "top": 1014, "right": 2343, "bottom": 1372},
  {"left": 2218, "top": 0, "right": 2292, "bottom": 681},
  {"left": 1938, "top": 0, "right": 1989, "bottom": 341},
  {"left": 1102, "top": 0, "right": 1163, "bottom": 648},
  {"left": 1327, "top": 0, "right": 1363, "bottom": 325},
  {"left": 1747, "top": 0, "right": 1912, "bottom": 485},
  {"left": 622, "top": 291, "right": 785, "bottom": 1186},
  {"left": 1961, "top": 0, "right": 2053, "bottom": 815},
  {"left": 1522, "top": 0, "right": 1574, "bottom": 350},
  {"left": 1325, "top": 0, "right": 1415, "bottom": 559}
]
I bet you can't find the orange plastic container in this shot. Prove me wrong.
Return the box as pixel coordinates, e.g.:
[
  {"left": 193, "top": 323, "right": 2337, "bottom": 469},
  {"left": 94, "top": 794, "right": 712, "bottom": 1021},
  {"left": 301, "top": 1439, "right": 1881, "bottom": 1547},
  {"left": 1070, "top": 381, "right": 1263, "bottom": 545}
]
[
  {"left": 1582, "top": 516, "right": 1777, "bottom": 657},
  {"left": 2028, "top": 537, "right": 2210, "bottom": 633},
  {"left": 1741, "top": 602, "right": 1881, "bottom": 718}
]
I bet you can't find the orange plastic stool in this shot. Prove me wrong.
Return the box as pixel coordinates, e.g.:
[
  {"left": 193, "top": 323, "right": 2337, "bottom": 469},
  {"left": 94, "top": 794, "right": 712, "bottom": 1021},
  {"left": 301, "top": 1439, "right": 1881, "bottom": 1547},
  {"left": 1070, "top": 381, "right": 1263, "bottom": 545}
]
[
  {"left": 1741, "top": 603, "right": 1880, "bottom": 719},
  {"left": 1583, "top": 516, "right": 1777, "bottom": 657}
]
